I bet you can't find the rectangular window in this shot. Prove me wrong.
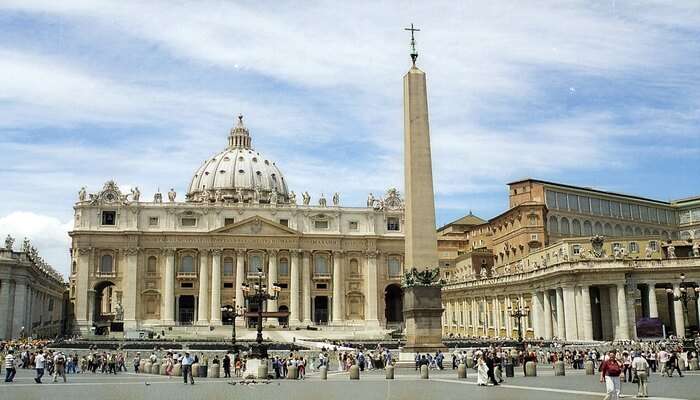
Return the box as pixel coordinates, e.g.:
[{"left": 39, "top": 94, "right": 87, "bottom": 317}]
[
  {"left": 572, "top": 245, "right": 581, "bottom": 255},
  {"left": 648, "top": 241, "right": 658, "bottom": 251},
  {"left": 316, "top": 283, "right": 328, "bottom": 290},
  {"left": 101, "top": 211, "right": 116, "bottom": 225},
  {"left": 388, "top": 257, "right": 402, "bottom": 277},
  {"left": 630, "top": 204, "right": 639, "bottom": 220},
  {"left": 223, "top": 258, "right": 234, "bottom": 276},
  {"left": 600, "top": 199, "right": 610, "bottom": 216},
  {"left": 224, "top": 218, "right": 235, "bottom": 226},
  {"left": 278, "top": 219, "right": 289, "bottom": 227},
  {"left": 545, "top": 190, "right": 557, "bottom": 209},
  {"left": 556, "top": 192, "right": 568, "bottom": 210},
  {"left": 313, "top": 254, "right": 330, "bottom": 276},
  {"left": 387, "top": 217, "right": 400, "bottom": 231},
  {"left": 567, "top": 194, "right": 579, "bottom": 211},
  {"left": 610, "top": 202, "right": 620, "bottom": 218},
  {"left": 591, "top": 198, "right": 601, "bottom": 214},
  {"left": 640, "top": 206, "right": 649, "bottom": 222},
  {"left": 223, "top": 282, "right": 234, "bottom": 289},
  {"left": 148, "top": 217, "right": 159, "bottom": 226},
  {"left": 348, "top": 221, "right": 359, "bottom": 230},
  {"left": 629, "top": 242, "right": 639, "bottom": 253},
  {"left": 621, "top": 203, "right": 631, "bottom": 219},
  {"left": 181, "top": 217, "right": 197, "bottom": 227},
  {"left": 249, "top": 254, "right": 263, "bottom": 274},
  {"left": 48, "top": 299, "right": 54, "bottom": 311},
  {"left": 278, "top": 258, "right": 289, "bottom": 276},
  {"left": 314, "top": 220, "right": 329, "bottom": 229},
  {"left": 278, "top": 283, "right": 288, "bottom": 289},
  {"left": 679, "top": 211, "right": 691, "bottom": 224},
  {"left": 530, "top": 233, "right": 538, "bottom": 241},
  {"left": 180, "top": 282, "right": 194, "bottom": 288},
  {"left": 580, "top": 196, "right": 591, "bottom": 213}
]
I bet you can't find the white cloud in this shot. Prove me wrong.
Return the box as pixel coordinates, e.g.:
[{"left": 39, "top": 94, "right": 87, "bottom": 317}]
[{"left": 0, "top": 212, "right": 72, "bottom": 278}]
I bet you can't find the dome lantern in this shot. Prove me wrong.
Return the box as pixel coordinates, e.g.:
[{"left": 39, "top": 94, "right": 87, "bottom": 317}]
[{"left": 228, "top": 114, "right": 252, "bottom": 149}]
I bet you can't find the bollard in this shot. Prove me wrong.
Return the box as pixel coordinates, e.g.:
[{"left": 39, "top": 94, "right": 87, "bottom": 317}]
[
  {"left": 420, "top": 364, "right": 429, "bottom": 379},
  {"left": 689, "top": 359, "right": 699, "bottom": 371},
  {"left": 554, "top": 360, "right": 565, "bottom": 376},
  {"left": 173, "top": 363, "right": 182, "bottom": 377},
  {"left": 199, "top": 364, "right": 208, "bottom": 378},
  {"left": 152, "top": 362, "right": 160, "bottom": 375},
  {"left": 287, "top": 365, "right": 298, "bottom": 380},
  {"left": 505, "top": 362, "right": 514, "bottom": 378},
  {"left": 208, "top": 363, "right": 220, "bottom": 378},
  {"left": 466, "top": 354, "right": 474, "bottom": 369},
  {"left": 457, "top": 363, "right": 467, "bottom": 379},
  {"left": 139, "top": 360, "right": 146, "bottom": 373},
  {"left": 191, "top": 363, "right": 200, "bottom": 377},
  {"left": 160, "top": 363, "right": 168, "bottom": 376},
  {"left": 144, "top": 361, "right": 152, "bottom": 374},
  {"left": 386, "top": 365, "right": 395, "bottom": 380},
  {"left": 257, "top": 363, "right": 268, "bottom": 379},
  {"left": 524, "top": 361, "right": 537, "bottom": 377},
  {"left": 349, "top": 365, "right": 360, "bottom": 380},
  {"left": 584, "top": 360, "right": 594, "bottom": 375},
  {"left": 320, "top": 365, "right": 328, "bottom": 380}
]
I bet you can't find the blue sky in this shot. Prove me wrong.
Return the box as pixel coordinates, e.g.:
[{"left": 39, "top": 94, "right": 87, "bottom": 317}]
[{"left": 0, "top": 1, "right": 699, "bottom": 277}]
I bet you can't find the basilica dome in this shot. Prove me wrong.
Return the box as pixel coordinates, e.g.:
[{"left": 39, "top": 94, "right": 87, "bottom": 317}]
[{"left": 186, "top": 116, "right": 289, "bottom": 204}]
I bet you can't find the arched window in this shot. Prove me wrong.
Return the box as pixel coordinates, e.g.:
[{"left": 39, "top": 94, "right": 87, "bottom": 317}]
[
  {"left": 179, "top": 255, "right": 194, "bottom": 273},
  {"left": 643, "top": 228, "right": 651, "bottom": 236},
  {"left": 572, "top": 219, "right": 582, "bottom": 236},
  {"left": 223, "top": 257, "right": 234, "bottom": 276},
  {"left": 548, "top": 216, "right": 559, "bottom": 234},
  {"left": 583, "top": 220, "right": 593, "bottom": 235},
  {"left": 387, "top": 256, "right": 402, "bottom": 277},
  {"left": 594, "top": 222, "right": 603, "bottom": 235},
  {"left": 634, "top": 227, "right": 642, "bottom": 236},
  {"left": 100, "top": 254, "right": 113, "bottom": 274},
  {"left": 147, "top": 256, "right": 157, "bottom": 274},
  {"left": 71, "top": 261, "right": 77, "bottom": 274},
  {"left": 604, "top": 223, "right": 613, "bottom": 236},
  {"left": 278, "top": 257, "right": 289, "bottom": 276},
  {"left": 614, "top": 225, "right": 623, "bottom": 237},
  {"left": 560, "top": 217, "right": 570, "bottom": 235},
  {"left": 349, "top": 258, "right": 360, "bottom": 275},
  {"left": 248, "top": 253, "right": 263, "bottom": 274},
  {"left": 313, "top": 253, "right": 330, "bottom": 276},
  {"left": 625, "top": 226, "right": 634, "bottom": 236}
]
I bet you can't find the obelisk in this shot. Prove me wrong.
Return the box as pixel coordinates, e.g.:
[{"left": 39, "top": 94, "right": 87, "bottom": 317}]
[{"left": 401, "top": 24, "right": 445, "bottom": 354}]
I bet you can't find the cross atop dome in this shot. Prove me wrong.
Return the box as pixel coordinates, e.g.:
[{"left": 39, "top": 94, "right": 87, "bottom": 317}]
[{"left": 229, "top": 113, "right": 252, "bottom": 149}]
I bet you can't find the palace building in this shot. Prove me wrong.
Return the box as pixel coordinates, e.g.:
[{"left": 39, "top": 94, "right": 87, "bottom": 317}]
[
  {"left": 439, "top": 179, "right": 700, "bottom": 341},
  {"left": 69, "top": 117, "right": 407, "bottom": 336}
]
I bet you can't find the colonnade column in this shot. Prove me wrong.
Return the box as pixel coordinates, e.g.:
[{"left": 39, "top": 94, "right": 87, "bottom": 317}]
[
  {"left": 197, "top": 249, "right": 210, "bottom": 325},
  {"left": 365, "top": 251, "right": 379, "bottom": 326},
  {"left": 471, "top": 299, "right": 477, "bottom": 335},
  {"left": 332, "top": 251, "right": 344, "bottom": 324},
  {"left": 616, "top": 284, "right": 630, "bottom": 340},
  {"left": 562, "top": 285, "right": 578, "bottom": 341},
  {"left": 122, "top": 248, "right": 139, "bottom": 330},
  {"left": 289, "top": 250, "right": 300, "bottom": 325},
  {"left": 580, "top": 285, "right": 594, "bottom": 340},
  {"left": 543, "top": 290, "right": 553, "bottom": 339},
  {"left": 1, "top": 280, "right": 12, "bottom": 339},
  {"left": 10, "top": 279, "right": 27, "bottom": 339},
  {"left": 235, "top": 249, "right": 246, "bottom": 314},
  {"left": 267, "top": 250, "right": 278, "bottom": 322},
  {"left": 302, "top": 251, "right": 312, "bottom": 325},
  {"left": 161, "top": 248, "right": 175, "bottom": 325},
  {"left": 555, "top": 288, "right": 565, "bottom": 339},
  {"left": 210, "top": 249, "right": 222, "bottom": 326},
  {"left": 531, "top": 292, "right": 542, "bottom": 339},
  {"left": 504, "top": 296, "right": 512, "bottom": 337},
  {"left": 672, "top": 283, "right": 685, "bottom": 338},
  {"left": 647, "top": 283, "right": 659, "bottom": 318},
  {"left": 74, "top": 248, "right": 91, "bottom": 331}
]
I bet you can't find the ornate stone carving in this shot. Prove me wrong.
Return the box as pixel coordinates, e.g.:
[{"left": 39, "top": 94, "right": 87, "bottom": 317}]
[
  {"left": 590, "top": 235, "right": 605, "bottom": 258},
  {"left": 168, "top": 188, "right": 177, "bottom": 202},
  {"left": 318, "top": 193, "right": 327, "bottom": 207},
  {"left": 211, "top": 248, "right": 223, "bottom": 256},
  {"left": 379, "top": 188, "right": 403, "bottom": 211},
  {"left": 88, "top": 180, "right": 129, "bottom": 206},
  {"left": 162, "top": 248, "right": 176, "bottom": 256},
  {"left": 22, "top": 237, "right": 31, "bottom": 253},
  {"left": 77, "top": 247, "right": 92, "bottom": 255},
  {"left": 123, "top": 247, "right": 140, "bottom": 256},
  {"left": 667, "top": 243, "right": 676, "bottom": 259},
  {"left": 693, "top": 242, "right": 700, "bottom": 257},
  {"left": 4, "top": 234, "right": 14, "bottom": 251},
  {"left": 302, "top": 191, "right": 311, "bottom": 206},
  {"left": 270, "top": 190, "right": 278, "bottom": 206},
  {"left": 289, "top": 191, "right": 297, "bottom": 205},
  {"left": 332, "top": 192, "right": 340, "bottom": 206},
  {"left": 402, "top": 267, "right": 444, "bottom": 288}
]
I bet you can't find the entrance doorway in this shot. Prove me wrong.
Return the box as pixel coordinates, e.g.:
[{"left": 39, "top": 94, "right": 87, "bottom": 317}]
[
  {"left": 178, "top": 296, "right": 195, "bottom": 325},
  {"left": 93, "top": 281, "right": 117, "bottom": 335},
  {"left": 278, "top": 305, "right": 289, "bottom": 327},
  {"left": 314, "top": 296, "right": 329, "bottom": 324},
  {"left": 384, "top": 284, "right": 404, "bottom": 329}
]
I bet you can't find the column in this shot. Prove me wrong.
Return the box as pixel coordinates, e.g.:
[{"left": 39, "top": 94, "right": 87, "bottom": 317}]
[
  {"left": 504, "top": 295, "right": 512, "bottom": 337},
  {"left": 543, "top": 289, "right": 553, "bottom": 339},
  {"left": 2, "top": 281, "right": 12, "bottom": 339},
  {"left": 519, "top": 294, "right": 529, "bottom": 332},
  {"left": 161, "top": 249, "right": 175, "bottom": 325},
  {"left": 647, "top": 283, "right": 659, "bottom": 318},
  {"left": 616, "top": 284, "right": 630, "bottom": 340},
  {"left": 302, "top": 251, "right": 312, "bottom": 325},
  {"left": 531, "top": 292, "right": 542, "bottom": 339},
  {"left": 672, "top": 283, "right": 685, "bottom": 338},
  {"left": 235, "top": 249, "right": 246, "bottom": 313},
  {"left": 556, "top": 288, "right": 565, "bottom": 339},
  {"left": 122, "top": 248, "right": 139, "bottom": 330},
  {"left": 196, "top": 249, "right": 209, "bottom": 325},
  {"left": 562, "top": 285, "right": 578, "bottom": 341},
  {"left": 580, "top": 285, "right": 594, "bottom": 340},
  {"left": 210, "top": 249, "right": 222, "bottom": 325},
  {"left": 471, "top": 299, "right": 477, "bottom": 335},
  {"left": 289, "top": 250, "right": 300, "bottom": 325},
  {"left": 10, "top": 280, "right": 27, "bottom": 338},
  {"left": 364, "top": 251, "right": 379, "bottom": 326},
  {"left": 267, "top": 250, "right": 278, "bottom": 326},
  {"left": 74, "top": 248, "right": 91, "bottom": 330},
  {"left": 492, "top": 297, "right": 499, "bottom": 335},
  {"left": 332, "top": 251, "right": 344, "bottom": 324}
]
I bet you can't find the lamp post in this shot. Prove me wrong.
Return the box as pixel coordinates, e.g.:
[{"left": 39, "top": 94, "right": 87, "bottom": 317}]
[
  {"left": 242, "top": 271, "right": 280, "bottom": 359},
  {"left": 665, "top": 273, "right": 700, "bottom": 336},
  {"left": 220, "top": 304, "right": 245, "bottom": 348},
  {"left": 508, "top": 301, "right": 530, "bottom": 348}
]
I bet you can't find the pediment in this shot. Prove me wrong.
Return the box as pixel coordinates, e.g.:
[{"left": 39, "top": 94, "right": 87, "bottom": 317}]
[{"left": 211, "top": 216, "right": 299, "bottom": 236}]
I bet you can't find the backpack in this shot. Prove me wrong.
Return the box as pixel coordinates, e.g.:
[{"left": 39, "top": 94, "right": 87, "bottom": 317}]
[{"left": 57, "top": 356, "right": 65, "bottom": 366}]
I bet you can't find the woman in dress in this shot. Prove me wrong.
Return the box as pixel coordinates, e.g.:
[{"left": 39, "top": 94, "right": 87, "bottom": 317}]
[
  {"left": 164, "top": 353, "right": 174, "bottom": 378},
  {"left": 477, "top": 355, "right": 489, "bottom": 386}
]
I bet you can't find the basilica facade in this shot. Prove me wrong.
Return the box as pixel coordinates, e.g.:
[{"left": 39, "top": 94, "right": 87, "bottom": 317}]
[{"left": 69, "top": 117, "right": 407, "bottom": 336}]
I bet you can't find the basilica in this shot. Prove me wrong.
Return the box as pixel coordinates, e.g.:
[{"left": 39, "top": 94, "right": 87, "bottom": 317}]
[{"left": 69, "top": 117, "right": 407, "bottom": 336}]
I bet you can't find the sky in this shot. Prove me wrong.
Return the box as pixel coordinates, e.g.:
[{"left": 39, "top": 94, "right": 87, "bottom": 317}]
[{"left": 0, "top": 1, "right": 699, "bottom": 278}]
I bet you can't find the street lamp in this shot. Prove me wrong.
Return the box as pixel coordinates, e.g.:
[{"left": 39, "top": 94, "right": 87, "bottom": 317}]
[
  {"left": 220, "top": 304, "right": 246, "bottom": 348},
  {"left": 508, "top": 301, "right": 530, "bottom": 346},
  {"left": 665, "top": 273, "right": 700, "bottom": 335},
  {"left": 241, "top": 271, "right": 281, "bottom": 359}
]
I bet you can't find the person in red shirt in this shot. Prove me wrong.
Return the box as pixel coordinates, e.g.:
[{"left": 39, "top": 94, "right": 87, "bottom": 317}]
[{"left": 600, "top": 351, "right": 622, "bottom": 400}]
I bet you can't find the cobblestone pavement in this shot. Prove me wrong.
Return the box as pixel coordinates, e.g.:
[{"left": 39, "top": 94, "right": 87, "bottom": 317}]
[{"left": 2, "top": 367, "right": 698, "bottom": 400}]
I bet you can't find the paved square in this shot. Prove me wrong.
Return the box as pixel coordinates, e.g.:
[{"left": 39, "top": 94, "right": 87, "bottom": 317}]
[{"left": 2, "top": 367, "right": 698, "bottom": 400}]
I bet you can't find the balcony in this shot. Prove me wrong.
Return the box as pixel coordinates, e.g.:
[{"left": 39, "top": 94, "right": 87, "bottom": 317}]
[
  {"left": 96, "top": 271, "right": 116, "bottom": 278},
  {"left": 176, "top": 271, "right": 197, "bottom": 279},
  {"left": 313, "top": 271, "right": 331, "bottom": 280}
]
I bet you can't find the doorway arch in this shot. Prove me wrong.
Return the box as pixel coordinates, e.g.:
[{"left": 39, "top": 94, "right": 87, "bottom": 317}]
[
  {"left": 384, "top": 284, "right": 404, "bottom": 328},
  {"left": 93, "top": 281, "right": 117, "bottom": 335}
]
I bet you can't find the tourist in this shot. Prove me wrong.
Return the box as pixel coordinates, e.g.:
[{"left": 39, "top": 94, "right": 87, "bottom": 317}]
[
  {"left": 485, "top": 353, "right": 499, "bottom": 386},
  {"left": 52, "top": 351, "right": 67, "bottom": 383},
  {"left": 600, "top": 351, "right": 622, "bottom": 400},
  {"left": 34, "top": 350, "right": 45, "bottom": 384},
  {"left": 476, "top": 355, "right": 489, "bottom": 386},
  {"left": 657, "top": 348, "right": 669, "bottom": 376},
  {"left": 632, "top": 351, "right": 650, "bottom": 398},
  {"left": 222, "top": 352, "right": 231, "bottom": 378},
  {"left": 4, "top": 349, "right": 16, "bottom": 383},
  {"left": 667, "top": 352, "right": 683, "bottom": 377},
  {"left": 181, "top": 352, "right": 194, "bottom": 385},
  {"left": 133, "top": 352, "right": 141, "bottom": 373},
  {"left": 164, "top": 353, "right": 174, "bottom": 378}
]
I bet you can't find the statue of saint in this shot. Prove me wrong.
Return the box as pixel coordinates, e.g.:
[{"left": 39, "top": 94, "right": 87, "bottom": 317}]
[
  {"left": 253, "top": 187, "right": 261, "bottom": 203},
  {"left": 693, "top": 242, "right": 700, "bottom": 257},
  {"left": 22, "top": 237, "right": 31, "bottom": 253},
  {"left": 332, "top": 192, "right": 340, "bottom": 206},
  {"left": 168, "top": 188, "right": 176, "bottom": 202},
  {"left": 289, "top": 191, "right": 297, "bottom": 205},
  {"left": 367, "top": 193, "right": 375, "bottom": 208},
  {"left": 154, "top": 191, "right": 163, "bottom": 203},
  {"left": 4, "top": 234, "right": 14, "bottom": 251},
  {"left": 215, "top": 189, "right": 223, "bottom": 203},
  {"left": 302, "top": 191, "right": 311, "bottom": 206},
  {"left": 115, "top": 302, "right": 124, "bottom": 321},
  {"left": 270, "top": 190, "right": 278, "bottom": 205},
  {"left": 319, "top": 193, "right": 327, "bottom": 207},
  {"left": 131, "top": 187, "right": 141, "bottom": 201},
  {"left": 78, "top": 187, "right": 87, "bottom": 202},
  {"left": 667, "top": 243, "right": 676, "bottom": 259}
]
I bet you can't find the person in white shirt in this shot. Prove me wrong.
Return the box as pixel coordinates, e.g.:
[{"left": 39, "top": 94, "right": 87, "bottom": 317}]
[
  {"left": 180, "top": 353, "right": 194, "bottom": 385},
  {"left": 53, "top": 352, "right": 67, "bottom": 383},
  {"left": 4, "top": 350, "right": 17, "bottom": 382},
  {"left": 631, "top": 352, "right": 650, "bottom": 398},
  {"left": 34, "top": 351, "right": 46, "bottom": 384}
]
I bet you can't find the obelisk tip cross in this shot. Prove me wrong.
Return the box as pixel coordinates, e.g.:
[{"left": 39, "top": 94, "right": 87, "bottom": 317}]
[{"left": 404, "top": 23, "right": 420, "bottom": 66}]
